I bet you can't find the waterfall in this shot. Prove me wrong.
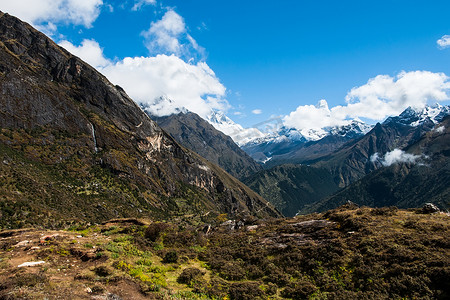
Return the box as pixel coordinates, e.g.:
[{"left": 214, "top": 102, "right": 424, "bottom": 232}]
[{"left": 89, "top": 122, "right": 98, "bottom": 153}]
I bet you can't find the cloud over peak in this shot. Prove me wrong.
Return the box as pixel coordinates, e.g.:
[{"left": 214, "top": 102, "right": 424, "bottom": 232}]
[
  {"left": 283, "top": 71, "right": 450, "bottom": 133},
  {"left": 59, "top": 39, "right": 227, "bottom": 119}
]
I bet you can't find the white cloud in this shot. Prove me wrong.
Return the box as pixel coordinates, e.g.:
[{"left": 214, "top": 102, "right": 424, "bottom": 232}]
[
  {"left": 56, "top": 6, "right": 226, "bottom": 120},
  {"left": 283, "top": 71, "right": 450, "bottom": 133},
  {"left": 141, "top": 9, "right": 204, "bottom": 59},
  {"left": 437, "top": 35, "right": 450, "bottom": 49},
  {"left": 59, "top": 39, "right": 227, "bottom": 118},
  {"left": 370, "top": 152, "right": 380, "bottom": 163},
  {"left": 370, "top": 149, "right": 422, "bottom": 167},
  {"left": 0, "top": 0, "right": 103, "bottom": 32},
  {"left": 132, "top": 0, "right": 156, "bottom": 11},
  {"left": 434, "top": 126, "right": 445, "bottom": 134},
  {"left": 252, "top": 109, "right": 262, "bottom": 115},
  {"left": 283, "top": 99, "right": 348, "bottom": 132},
  {"left": 99, "top": 55, "right": 227, "bottom": 118},
  {"left": 340, "top": 71, "right": 450, "bottom": 120},
  {"left": 59, "top": 39, "right": 110, "bottom": 68}
]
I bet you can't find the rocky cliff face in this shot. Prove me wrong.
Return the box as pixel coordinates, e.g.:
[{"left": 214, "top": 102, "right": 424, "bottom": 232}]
[
  {"left": 0, "top": 12, "right": 279, "bottom": 228},
  {"left": 150, "top": 111, "right": 262, "bottom": 180}
]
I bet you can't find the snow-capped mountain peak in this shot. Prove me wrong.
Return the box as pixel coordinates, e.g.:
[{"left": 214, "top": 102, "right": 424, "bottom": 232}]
[
  {"left": 328, "top": 119, "right": 373, "bottom": 138},
  {"left": 140, "top": 95, "right": 187, "bottom": 117},
  {"left": 206, "top": 110, "right": 267, "bottom": 146},
  {"left": 384, "top": 104, "right": 450, "bottom": 127}
]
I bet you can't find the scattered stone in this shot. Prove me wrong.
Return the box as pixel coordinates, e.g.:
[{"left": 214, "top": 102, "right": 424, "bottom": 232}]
[
  {"left": 40, "top": 234, "right": 59, "bottom": 243},
  {"left": 18, "top": 261, "right": 45, "bottom": 268},
  {"left": 292, "top": 219, "right": 333, "bottom": 229},
  {"left": 421, "top": 203, "right": 440, "bottom": 214},
  {"left": 246, "top": 225, "right": 259, "bottom": 231},
  {"left": 220, "top": 220, "right": 244, "bottom": 231},
  {"left": 107, "top": 294, "right": 123, "bottom": 300},
  {"left": 14, "top": 240, "right": 32, "bottom": 247}
]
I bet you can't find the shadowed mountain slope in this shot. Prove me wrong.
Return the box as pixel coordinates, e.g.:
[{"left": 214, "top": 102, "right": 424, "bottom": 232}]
[
  {"left": 304, "top": 116, "right": 450, "bottom": 213},
  {"left": 151, "top": 111, "right": 262, "bottom": 180}
]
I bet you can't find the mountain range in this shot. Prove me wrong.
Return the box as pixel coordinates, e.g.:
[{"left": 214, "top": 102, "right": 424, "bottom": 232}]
[
  {"left": 141, "top": 88, "right": 449, "bottom": 217},
  {"left": 0, "top": 9, "right": 448, "bottom": 225},
  {"left": 244, "top": 104, "right": 450, "bottom": 216},
  {"left": 305, "top": 115, "right": 450, "bottom": 213}
]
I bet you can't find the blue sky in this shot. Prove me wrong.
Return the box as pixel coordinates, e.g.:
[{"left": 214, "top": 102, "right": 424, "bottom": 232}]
[{"left": 1, "top": 0, "right": 450, "bottom": 129}]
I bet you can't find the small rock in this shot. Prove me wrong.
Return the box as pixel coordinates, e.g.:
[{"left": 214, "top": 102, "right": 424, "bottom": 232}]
[
  {"left": 40, "top": 234, "right": 59, "bottom": 243},
  {"left": 246, "top": 225, "right": 259, "bottom": 231},
  {"left": 14, "top": 240, "right": 32, "bottom": 247},
  {"left": 421, "top": 203, "right": 440, "bottom": 214},
  {"left": 292, "top": 219, "right": 333, "bottom": 228},
  {"left": 18, "top": 261, "right": 45, "bottom": 268},
  {"left": 107, "top": 293, "right": 123, "bottom": 300}
]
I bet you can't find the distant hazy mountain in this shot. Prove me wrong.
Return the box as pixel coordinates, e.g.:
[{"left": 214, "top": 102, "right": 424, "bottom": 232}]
[
  {"left": 149, "top": 111, "right": 262, "bottom": 180},
  {"left": 304, "top": 115, "right": 450, "bottom": 213},
  {"left": 243, "top": 119, "right": 373, "bottom": 167}
]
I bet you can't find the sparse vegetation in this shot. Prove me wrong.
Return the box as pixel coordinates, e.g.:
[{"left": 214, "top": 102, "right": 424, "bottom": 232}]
[{"left": 0, "top": 207, "right": 448, "bottom": 299}]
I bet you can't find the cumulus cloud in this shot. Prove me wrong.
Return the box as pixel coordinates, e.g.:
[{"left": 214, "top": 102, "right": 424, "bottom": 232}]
[
  {"left": 370, "top": 149, "right": 422, "bottom": 167},
  {"left": 437, "top": 35, "right": 450, "bottom": 49},
  {"left": 141, "top": 10, "right": 204, "bottom": 60},
  {"left": 100, "top": 55, "right": 227, "bottom": 118},
  {"left": 284, "top": 71, "right": 450, "bottom": 133},
  {"left": 340, "top": 71, "right": 450, "bottom": 120},
  {"left": 252, "top": 109, "right": 262, "bottom": 115},
  {"left": 59, "top": 39, "right": 110, "bottom": 68},
  {"left": 132, "top": 0, "right": 156, "bottom": 11},
  {"left": 59, "top": 39, "right": 227, "bottom": 118},
  {"left": 283, "top": 99, "right": 348, "bottom": 133},
  {"left": 57, "top": 6, "right": 226, "bottom": 120},
  {"left": 0, "top": 0, "right": 103, "bottom": 33}
]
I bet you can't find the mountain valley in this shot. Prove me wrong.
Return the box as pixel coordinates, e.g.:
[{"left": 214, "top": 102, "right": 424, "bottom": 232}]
[{"left": 0, "top": 9, "right": 449, "bottom": 300}]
